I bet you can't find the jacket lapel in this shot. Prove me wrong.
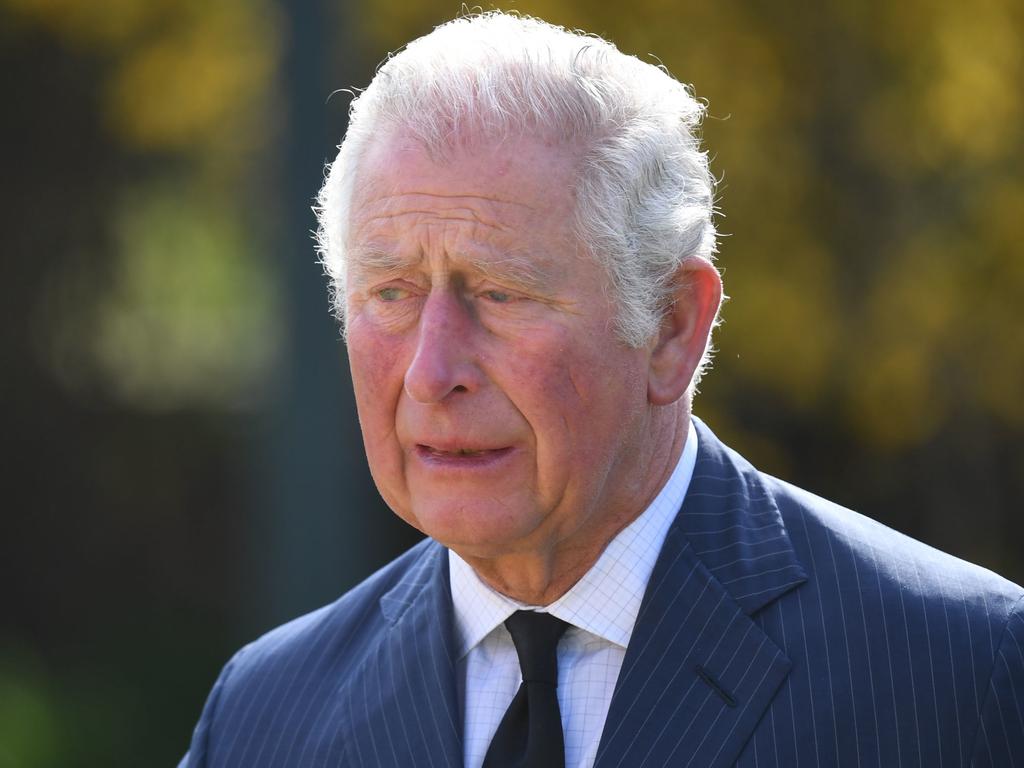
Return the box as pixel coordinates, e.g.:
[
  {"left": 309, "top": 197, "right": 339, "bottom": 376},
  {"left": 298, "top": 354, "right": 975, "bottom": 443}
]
[
  {"left": 338, "top": 542, "right": 462, "bottom": 768},
  {"left": 595, "top": 417, "right": 807, "bottom": 768}
]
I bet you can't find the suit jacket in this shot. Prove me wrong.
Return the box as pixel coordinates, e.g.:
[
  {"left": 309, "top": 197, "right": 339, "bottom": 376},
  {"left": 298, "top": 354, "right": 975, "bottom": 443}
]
[{"left": 181, "top": 418, "right": 1024, "bottom": 767}]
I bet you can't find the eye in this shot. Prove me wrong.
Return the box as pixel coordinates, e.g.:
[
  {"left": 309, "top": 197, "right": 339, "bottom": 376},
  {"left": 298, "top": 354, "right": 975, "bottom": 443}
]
[
  {"left": 482, "top": 289, "right": 515, "bottom": 304},
  {"left": 376, "top": 286, "right": 407, "bottom": 302}
]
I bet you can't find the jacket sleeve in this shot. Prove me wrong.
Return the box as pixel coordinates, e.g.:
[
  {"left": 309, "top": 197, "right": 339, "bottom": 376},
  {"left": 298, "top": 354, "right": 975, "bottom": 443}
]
[{"left": 970, "top": 595, "right": 1024, "bottom": 767}]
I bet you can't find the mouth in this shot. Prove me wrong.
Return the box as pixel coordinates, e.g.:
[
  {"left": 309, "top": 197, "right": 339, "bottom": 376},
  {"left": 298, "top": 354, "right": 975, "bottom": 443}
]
[{"left": 414, "top": 444, "right": 514, "bottom": 466}]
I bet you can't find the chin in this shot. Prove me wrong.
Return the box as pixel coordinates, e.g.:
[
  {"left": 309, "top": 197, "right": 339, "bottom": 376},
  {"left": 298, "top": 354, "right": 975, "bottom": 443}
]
[{"left": 406, "top": 498, "right": 545, "bottom": 557}]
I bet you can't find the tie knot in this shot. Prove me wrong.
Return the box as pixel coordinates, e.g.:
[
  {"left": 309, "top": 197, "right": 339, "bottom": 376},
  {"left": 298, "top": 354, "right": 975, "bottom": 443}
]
[{"left": 505, "top": 611, "right": 569, "bottom": 684}]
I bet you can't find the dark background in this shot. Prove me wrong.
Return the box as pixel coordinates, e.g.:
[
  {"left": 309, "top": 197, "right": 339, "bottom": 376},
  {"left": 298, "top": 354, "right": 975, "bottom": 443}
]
[{"left": 2, "top": 0, "right": 1022, "bottom": 764}]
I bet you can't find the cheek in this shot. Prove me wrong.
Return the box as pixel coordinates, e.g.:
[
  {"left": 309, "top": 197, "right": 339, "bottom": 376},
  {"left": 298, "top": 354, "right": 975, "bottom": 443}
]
[
  {"left": 346, "top": 324, "right": 410, "bottom": 497},
  {"left": 518, "top": 339, "right": 648, "bottom": 461},
  {"left": 522, "top": 334, "right": 644, "bottom": 412},
  {"left": 347, "top": 322, "right": 408, "bottom": 416},
  {"left": 509, "top": 338, "right": 619, "bottom": 445}
]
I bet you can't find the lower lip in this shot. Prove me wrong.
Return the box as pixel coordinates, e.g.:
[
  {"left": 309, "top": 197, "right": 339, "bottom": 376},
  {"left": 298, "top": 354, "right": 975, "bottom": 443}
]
[{"left": 413, "top": 445, "right": 515, "bottom": 470}]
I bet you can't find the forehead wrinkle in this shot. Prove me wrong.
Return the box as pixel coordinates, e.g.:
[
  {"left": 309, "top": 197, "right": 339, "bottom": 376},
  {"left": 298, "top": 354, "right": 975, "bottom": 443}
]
[
  {"left": 373, "top": 190, "right": 535, "bottom": 210},
  {"left": 361, "top": 190, "right": 534, "bottom": 231},
  {"left": 361, "top": 210, "right": 512, "bottom": 232}
]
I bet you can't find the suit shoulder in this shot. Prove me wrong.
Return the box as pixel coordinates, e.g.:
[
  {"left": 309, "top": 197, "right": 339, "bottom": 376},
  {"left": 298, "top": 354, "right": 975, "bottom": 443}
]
[
  {"left": 180, "top": 539, "right": 447, "bottom": 764},
  {"left": 763, "top": 473, "right": 1024, "bottom": 621}
]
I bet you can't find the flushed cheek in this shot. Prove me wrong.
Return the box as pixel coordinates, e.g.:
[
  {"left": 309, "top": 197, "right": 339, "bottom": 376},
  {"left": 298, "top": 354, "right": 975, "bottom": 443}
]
[
  {"left": 348, "top": 322, "right": 408, "bottom": 408},
  {"left": 346, "top": 325, "right": 412, "bottom": 503},
  {"left": 513, "top": 336, "right": 629, "bottom": 411},
  {"left": 507, "top": 354, "right": 595, "bottom": 465},
  {"left": 519, "top": 344, "right": 645, "bottom": 466},
  {"left": 346, "top": 315, "right": 405, "bottom": 382}
]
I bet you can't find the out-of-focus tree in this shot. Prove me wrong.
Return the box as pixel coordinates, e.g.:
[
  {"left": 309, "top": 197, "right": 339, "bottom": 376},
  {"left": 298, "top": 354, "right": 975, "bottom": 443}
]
[{"left": 7, "top": 0, "right": 283, "bottom": 410}]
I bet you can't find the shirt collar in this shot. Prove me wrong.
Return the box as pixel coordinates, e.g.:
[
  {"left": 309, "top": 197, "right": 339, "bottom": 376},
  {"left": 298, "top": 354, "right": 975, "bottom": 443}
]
[{"left": 448, "top": 420, "right": 698, "bottom": 658}]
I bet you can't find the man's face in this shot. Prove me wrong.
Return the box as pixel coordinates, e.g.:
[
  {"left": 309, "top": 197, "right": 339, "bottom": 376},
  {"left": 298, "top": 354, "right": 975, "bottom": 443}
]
[{"left": 344, "top": 132, "right": 659, "bottom": 563}]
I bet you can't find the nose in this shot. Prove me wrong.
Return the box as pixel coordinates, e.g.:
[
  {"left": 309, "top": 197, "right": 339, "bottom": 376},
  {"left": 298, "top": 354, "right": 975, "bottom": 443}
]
[{"left": 403, "top": 291, "right": 482, "bottom": 403}]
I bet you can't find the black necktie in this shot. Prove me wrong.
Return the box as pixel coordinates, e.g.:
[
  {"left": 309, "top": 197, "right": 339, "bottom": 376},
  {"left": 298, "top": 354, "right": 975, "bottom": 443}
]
[{"left": 483, "top": 611, "right": 570, "bottom": 768}]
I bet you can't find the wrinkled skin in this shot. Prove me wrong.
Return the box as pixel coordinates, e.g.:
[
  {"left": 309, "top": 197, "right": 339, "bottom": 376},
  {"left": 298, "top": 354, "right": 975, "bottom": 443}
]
[{"left": 343, "top": 132, "right": 720, "bottom": 603}]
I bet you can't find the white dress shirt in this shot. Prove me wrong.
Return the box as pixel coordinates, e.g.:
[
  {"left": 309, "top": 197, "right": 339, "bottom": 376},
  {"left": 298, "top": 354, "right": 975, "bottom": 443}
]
[{"left": 449, "top": 421, "right": 698, "bottom": 768}]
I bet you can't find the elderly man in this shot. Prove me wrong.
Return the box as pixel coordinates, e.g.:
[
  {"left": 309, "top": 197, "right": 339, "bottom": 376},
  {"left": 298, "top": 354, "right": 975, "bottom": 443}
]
[{"left": 181, "top": 12, "right": 1024, "bottom": 768}]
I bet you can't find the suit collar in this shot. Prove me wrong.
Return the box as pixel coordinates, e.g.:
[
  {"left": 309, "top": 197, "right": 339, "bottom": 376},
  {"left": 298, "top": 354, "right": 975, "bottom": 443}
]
[
  {"left": 595, "top": 416, "right": 806, "bottom": 768},
  {"left": 681, "top": 416, "right": 807, "bottom": 614}
]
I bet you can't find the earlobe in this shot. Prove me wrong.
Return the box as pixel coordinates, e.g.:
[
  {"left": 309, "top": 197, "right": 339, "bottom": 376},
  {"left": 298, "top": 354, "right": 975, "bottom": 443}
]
[{"left": 647, "top": 258, "right": 723, "bottom": 405}]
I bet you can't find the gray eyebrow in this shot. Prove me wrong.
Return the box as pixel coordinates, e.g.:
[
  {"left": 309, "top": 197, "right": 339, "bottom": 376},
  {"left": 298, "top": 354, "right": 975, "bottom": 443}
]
[
  {"left": 474, "top": 252, "right": 561, "bottom": 293},
  {"left": 346, "top": 246, "right": 411, "bottom": 274}
]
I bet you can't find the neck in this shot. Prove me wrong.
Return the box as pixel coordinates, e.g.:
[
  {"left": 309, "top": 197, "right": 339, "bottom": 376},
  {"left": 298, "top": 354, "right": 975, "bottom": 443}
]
[{"left": 459, "top": 407, "right": 691, "bottom": 605}]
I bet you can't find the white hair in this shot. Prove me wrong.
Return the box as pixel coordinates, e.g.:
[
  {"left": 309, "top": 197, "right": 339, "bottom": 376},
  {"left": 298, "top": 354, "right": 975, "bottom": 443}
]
[{"left": 316, "top": 11, "right": 719, "bottom": 377}]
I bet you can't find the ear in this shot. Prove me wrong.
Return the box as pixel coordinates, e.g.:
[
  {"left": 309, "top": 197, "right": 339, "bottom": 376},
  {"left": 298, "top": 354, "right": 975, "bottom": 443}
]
[{"left": 647, "top": 257, "right": 723, "bottom": 405}]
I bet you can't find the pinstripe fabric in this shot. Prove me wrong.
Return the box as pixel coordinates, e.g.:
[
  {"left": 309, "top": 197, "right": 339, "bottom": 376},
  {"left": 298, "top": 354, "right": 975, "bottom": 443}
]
[{"left": 180, "top": 417, "right": 1024, "bottom": 767}]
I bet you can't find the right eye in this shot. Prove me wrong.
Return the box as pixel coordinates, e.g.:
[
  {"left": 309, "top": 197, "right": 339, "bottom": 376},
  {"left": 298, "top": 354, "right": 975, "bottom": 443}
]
[{"left": 377, "top": 286, "right": 407, "bottom": 302}]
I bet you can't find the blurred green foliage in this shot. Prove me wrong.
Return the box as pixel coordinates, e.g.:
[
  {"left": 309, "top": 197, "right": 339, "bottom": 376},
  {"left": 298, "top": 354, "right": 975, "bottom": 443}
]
[
  {"left": 47, "top": 182, "right": 282, "bottom": 409},
  {"left": 2, "top": 0, "right": 1022, "bottom": 764},
  {"left": 0, "top": 649, "right": 63, "bottom": 766},
  {"left": 9, "top": 0, "right": 283, "bottom": 412}
]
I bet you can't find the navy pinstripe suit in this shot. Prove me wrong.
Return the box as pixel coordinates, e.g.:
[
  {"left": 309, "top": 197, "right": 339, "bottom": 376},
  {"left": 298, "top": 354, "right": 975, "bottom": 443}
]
[{"left": 181, "top": 418, "right": 1024, "bottom": 766}]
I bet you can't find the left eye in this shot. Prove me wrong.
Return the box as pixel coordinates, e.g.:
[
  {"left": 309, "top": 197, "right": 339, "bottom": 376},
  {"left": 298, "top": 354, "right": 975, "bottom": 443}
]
[{"left": 482, "top": 289, "right": 514, "bottom": 303}]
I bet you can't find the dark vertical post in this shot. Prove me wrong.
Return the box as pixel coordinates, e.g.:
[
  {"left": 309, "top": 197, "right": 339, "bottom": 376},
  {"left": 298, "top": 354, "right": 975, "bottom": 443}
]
[{"left": 245, "top": 0, "right": 396, "bottom": 632}]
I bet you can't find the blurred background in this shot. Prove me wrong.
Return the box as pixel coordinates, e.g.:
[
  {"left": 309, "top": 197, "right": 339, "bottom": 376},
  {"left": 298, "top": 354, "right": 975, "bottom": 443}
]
[{"left": 2, "top": 0, "right": 1022, "bottom": 764}]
